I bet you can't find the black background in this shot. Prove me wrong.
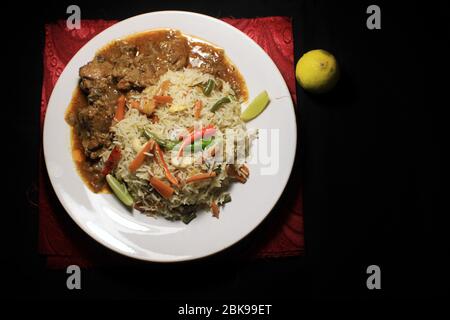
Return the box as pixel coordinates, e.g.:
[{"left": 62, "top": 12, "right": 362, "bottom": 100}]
[{"left": 5, "top": 0, "right": 448, "bottom": 303}]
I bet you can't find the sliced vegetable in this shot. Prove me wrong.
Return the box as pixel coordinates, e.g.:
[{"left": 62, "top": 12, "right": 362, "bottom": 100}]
[
  {"left": 193, "top": 100, "right": 203, "bottom": 119},
  {"left": 106, "top": 174, "right": 134, "bottom": 207},
  {"left": 177, "top": 125, "right": 216, "bottom": 157},
  {"left": 114, "top": 95, "right": 126, "bottom": 122},
  {"left": 222, "top": 194, "right": 232, "bottom": 204},
  {"left": 182, "top": 212, "right": 197, "bottom": 224},
  {"left": 149, "top": 175, "right": 174, "bottom": 199},
  {"left": 144, "top": 130, "right": 178, "bottom": 150},
  {"left": 210, "top": 201, "right": 220, "bottom": 218},
  {"left": 131, "top": 92, "right": 172, "bottom": 115},
  {"left": 102, "top": 146, "right": 122, "bottom": 176},
  {"left": 158, "top": 80, "right": 171, "bottom": 95},
  {"left": 202, "top": 79, "right": 215, "bottom": 96},
  {"left": 153, "top": 95, "right": 173, "bottom": 104},
  {"left": 239, "top": 164, "right": 250, "bottom": 178},
  {"left": 226, "top": 164, "right": 249, "bottom": 183},
  {"left": 130, "top": 99, "right": 156, "bottom": 115},
  {"left": 130, "top": 100, "right": 140, "bottom": 109},
  {"left": 185, "top": 171, "right": 217, "bottom": 184},
  {"left": 171, "top": 138, "right": 215, "bottom": 168},
  {"left": 154, "top": 143, "right": 179, "bottom": 187},
  {"left": 210, "top": 96, "right": 231, "bottom": 112},
  {"left": 240, "top": 90, "right": 270, "bottom": 121},
  {"left": 128, "top": 140, "right": 155, "bottom": 173}
]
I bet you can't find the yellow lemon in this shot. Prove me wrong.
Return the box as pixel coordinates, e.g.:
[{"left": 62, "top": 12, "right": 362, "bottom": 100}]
[{"left": 296, "top": 49, "right": 339, "bottom": 93}]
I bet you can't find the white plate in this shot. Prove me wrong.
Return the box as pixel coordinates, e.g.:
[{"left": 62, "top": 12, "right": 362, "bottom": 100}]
[{"left": 43, "top": 11, "right": 297, "bottom": 262}]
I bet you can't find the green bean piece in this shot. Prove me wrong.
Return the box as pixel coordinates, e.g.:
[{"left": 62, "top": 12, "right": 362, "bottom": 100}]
[
  {"left": 182, "top": 212, "right": 197, "bottom": 224},
  {"left": 223, "top": 194, "right": 232, "bottom": 204},
  {"left": 202, "top": 79, "right": 215, "bottom": 96},
  {"left": 210, "top": 96, "right": 231, "bottom": 112},
  {"left": 144, "top": 129, "right": 178, "bottom": 150},
  {"left": 106, "top": 174, "right": 134, "bottom": 207}
]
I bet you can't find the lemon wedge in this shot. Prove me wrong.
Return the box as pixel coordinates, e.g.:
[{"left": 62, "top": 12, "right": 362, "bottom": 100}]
[
  {"left": 240, "top": 90, "right": 270, "bottom": 122},
  {"left": 106, "top": 174, "right": 134, "bottom": 207}
]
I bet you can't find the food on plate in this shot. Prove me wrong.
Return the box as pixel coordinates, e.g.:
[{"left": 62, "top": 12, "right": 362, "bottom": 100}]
[{"left": 65, "top": 29, "right": 255, "bottom": 223}]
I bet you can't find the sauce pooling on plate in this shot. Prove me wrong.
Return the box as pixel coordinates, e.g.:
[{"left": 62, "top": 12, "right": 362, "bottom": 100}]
[{"left": 65, "top": 29, "right": 247, "bottom": 192}]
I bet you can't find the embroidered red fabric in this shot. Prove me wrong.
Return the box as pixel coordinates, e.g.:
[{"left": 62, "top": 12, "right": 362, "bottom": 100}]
[{"left": 39, "top": 17, "right": 304, "bottom": 268}]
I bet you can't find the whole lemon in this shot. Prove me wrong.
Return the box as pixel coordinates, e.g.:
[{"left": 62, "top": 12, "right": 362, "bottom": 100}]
[{"left": 296, "top": 49, "right": 339, "bottom": 93}]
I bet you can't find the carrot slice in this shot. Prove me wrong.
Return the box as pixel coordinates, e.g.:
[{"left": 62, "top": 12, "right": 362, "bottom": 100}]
[
  {"left": 193, "top": 100, "right": 203, "bottom": 119},
  {"left": 130, "top": 100, "right": 140, "bottom": 109},
  {"left": 128, "top": 140, "right": 154, "bottom": 173},
  {"left": 185, "top": 172, "right": 217, "bottom": 184},
  {"left": 154, "top": 143, "right": 179, "bottom": 187},
  {"left": 114, "top": 95, "right": 126, "bottom": 122},
  {"left": 158, "top": 80, "right": 171, "bottom": 95},
  {"left": 153, "top": 95, "right": 173, "bottom": 104},
  {"left": 149, "top": 176, "right": 174, "bottom": 199},
  {"left": 210, "top": 201, "right": 220, "bottom": 218},
  {"left": 102, "top": 146, "right": 121, "bottom": 176}
]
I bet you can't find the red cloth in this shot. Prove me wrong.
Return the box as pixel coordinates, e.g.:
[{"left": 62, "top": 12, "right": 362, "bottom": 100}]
[{"left": 39, "top": 17, "right": 304, "bottom": 268}]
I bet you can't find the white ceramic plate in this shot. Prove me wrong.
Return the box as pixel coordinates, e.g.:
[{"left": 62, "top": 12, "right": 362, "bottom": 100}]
[{"left": 43, "top": 11, "right": 297, "bottom": 262}]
